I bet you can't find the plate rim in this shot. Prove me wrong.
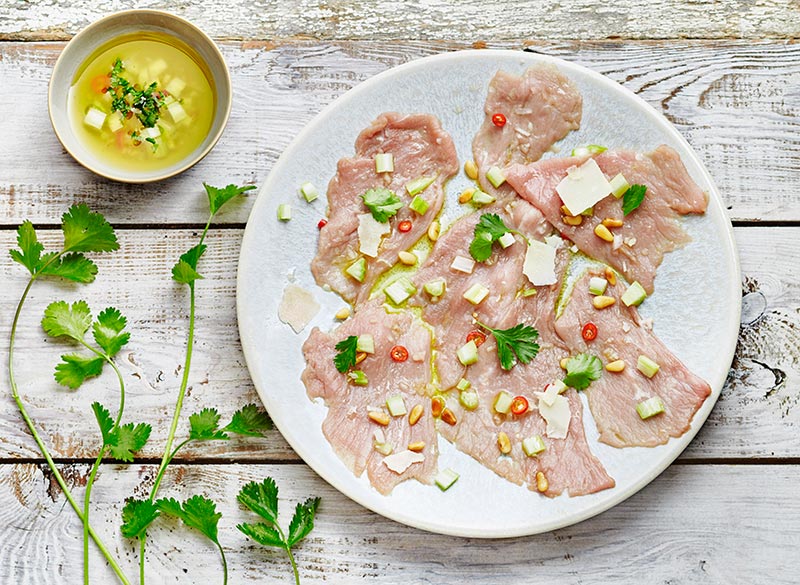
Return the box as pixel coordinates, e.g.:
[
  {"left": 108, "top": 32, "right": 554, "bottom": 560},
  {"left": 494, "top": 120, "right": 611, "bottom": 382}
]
[{"left": 236, "top": 48, "right": 741, "bottom": 538}]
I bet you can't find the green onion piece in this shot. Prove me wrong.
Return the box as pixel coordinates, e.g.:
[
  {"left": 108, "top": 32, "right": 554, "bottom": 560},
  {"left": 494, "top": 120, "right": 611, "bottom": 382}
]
[
  {"left": 277, "top": 203, "right": 292, "bottom": 221},
  {"left": 384, "top": 277, "right": 416, "bottom": 305},
  {"left": 423, "top": 278, "right": 446, "bottom": 298},
  {"left": 409, "top": 195, "right": 430, "bottom": 215},
  {"left": 621, "top": 281, "right": 647, "bottom": 307},
  {"left": 457, "top": 340, "right": 479, "bottom": 366},
  {"left": 356, "top": 334, "right": 375, "bottom": 354},
  {"left": 462, "top": 283, "right": 489, "bottom": 305},
  {"left": 375, "top": 153, "right": 394, "bottom": 173},
  {"left": 486, "top": 166, "right": 506, "bottom": 188},
  {"left": 459, "top": 390, "right": 479, "bottom": 411},
  {"left": 520, "top": 288, "right": 538, "bottom": 298},
  {"left": 637, "top": 355, "right": 660, "bottom": 378},
  {"left": 471, "top": 189, "right": 496, "bottom": 206},
  {"left": 405, "top": 176, "right": 435, "bottom": 196},
  {"left": 636, "top": 396, "right": 666, "bottom": 419},
  {"left": 456, "top": 378, "right": 471, "bottom": 392},
  {"left": 348, "top": 370, "right": 368, "bottom": 386},
  {"left": 609, "top": 173, "right": 630, "bottom": 198},
  {"left": 345, "top": 258, "right": 367, "bottom": 283},
  {"left": 435, "top": 468, "right": 460, "bottom": 491},
  {"left": 588, "top": 277, "right": 608, "bottom": 296},
  {"left": 522, "top": 435, "right": 546, "bottom": 457},
  {"left": 386, "top": 395, "right": 407, "bottom": 417},
  {"left": 493, "top": 391, "right": 512, "bottom": 414},
  {"left": 300, "top": 181, "right": 319, "bottom": 202}
]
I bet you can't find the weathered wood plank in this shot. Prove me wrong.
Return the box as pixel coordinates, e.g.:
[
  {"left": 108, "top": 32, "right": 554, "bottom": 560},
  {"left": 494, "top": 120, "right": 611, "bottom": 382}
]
[
  {"left": 0, "top": 226, "right": 797, "bottom": 462},
  {"left": 1, "top": 41, "right": 799, "bottom": 224},
  {"left": 1, "top": 1, "right": 798, "bottom": 41},
  {"left": 0, "top": 462, "right": 797, "bottom": 584}
]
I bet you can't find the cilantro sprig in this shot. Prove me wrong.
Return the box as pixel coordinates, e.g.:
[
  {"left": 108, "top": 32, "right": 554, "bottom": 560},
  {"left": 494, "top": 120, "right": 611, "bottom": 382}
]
[
  {"left": 361, "top": 187, "right": 403, "bottom": 222},
  {"left": 237, "top": 477, "right": 321, "bottom": 585},
  {"left": 333, "top": 335, "right": 359, "bottom": 372},
  {"left": 475, "top": 320, "right": 540, "bottom": 370},
  {"left": 469, "top": 213, "right": 526, "bottom": 262},
  {"left": 563, "top": 353, "right": 603, "bottom": 390},
  {"left": 621, "top": 184, "right": 647, "bottom": 215}
]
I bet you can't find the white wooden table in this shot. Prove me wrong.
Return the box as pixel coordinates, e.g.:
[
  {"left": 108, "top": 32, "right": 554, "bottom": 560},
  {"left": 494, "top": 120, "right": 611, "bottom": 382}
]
[{"left": 1, "top": 3, "right": 798, "bottom": 583}]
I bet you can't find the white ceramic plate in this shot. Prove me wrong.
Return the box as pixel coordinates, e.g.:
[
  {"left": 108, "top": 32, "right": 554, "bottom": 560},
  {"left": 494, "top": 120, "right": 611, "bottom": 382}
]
[{"left": 237, "top": 50, "right": 740, "bottom": 538}]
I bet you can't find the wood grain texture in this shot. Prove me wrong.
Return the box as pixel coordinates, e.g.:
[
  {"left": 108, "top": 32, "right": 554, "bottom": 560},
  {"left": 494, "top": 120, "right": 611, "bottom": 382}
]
[
  {"left": 1, "top": 227, "right": 797, "bottom": 462},
  {"left": 2, "top": 40, "right": 800, "bottom": 224},
  {"left": 1, "top": 462, "right": 798, "bottom": 584},
  {"left": 1, "top": 1, "right": 799, "bottom": 41}
]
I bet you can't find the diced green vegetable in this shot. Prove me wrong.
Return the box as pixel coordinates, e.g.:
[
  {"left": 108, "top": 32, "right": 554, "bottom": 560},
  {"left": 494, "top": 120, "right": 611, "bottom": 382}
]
[
  {"left": 84, "top": 107, "right": 106, "bottom": 130},
  {"left": 580, "top": 207, "right": 594, "bottom": 217},
  {"left": 345, "top": 257, "right": 367, "bottom": 283},
  {"left": 405, "top": 176, "right": 435, "bottom": 196},
  {"left": 457, "top": 340, "right": 479, "bottom": 366},
  {"left": 435, "top": 468, "right": 459, "bottom": 491},
  {"left": 522, "top": 435, "right": 546, "bottom": 457},
  {"left": 356, "top": 334, "right": 374, "bottom": 354},
  {"left": 459, "top": 390, "right": 479, "bottom": 411},
  {"left": 300, "top": 182, "right": 318, "bottom": 202},
  {"left": 384, "top": 277, "right": 416, "bottom": 305},
  {"left": 588, "top": 277, "right": 608, "bottom": 296},
  {"left": 571, "top": 144, "right": 607, "bottom": 157},
  {"left": 277, "top": 203, "right": 292, "bottom": 221},
  {"left": 609, "top": 173, "right": 630, "bottom": 199},
  {"left": 374, "top": 442, "right": 393, "bottom": 455},
  {"left": 409, "top": 195, "right": 430, "bottom": 215},
  {"left": 471, "top": 189, "right": 496, "bottom": 206},
  {"left": 498, "top": 232, "right": 516, "bottom": 249},
  {"left": 348, "top": 370, "right": 368, "bottom": 386},
  {"left": 463, "top": 283, "right": 489, "bottom": 306},
  {"left": 486, "top": 166, "right": 506, "bottom": 188},
  {"left": 375, "top": 153, "right": 394, "bottom": 173},
  {"left": 493, "top": 391, "right": 512, "bottom": 414},
  {"left": 423, "top": 278, "right": 446, "bottom": 298},
  {"left": 386, "top": 395, "right": 407, "bottom": 417},
  {"left": 456, "top": 378, "right": 471, "bottom": 392},
  {"left": 520, "top": 288, "right": 538, "bottom": 298},
  {"left": 636, "top": 396, "right": 666, "bottom": 419},
  {"left": 107, "top": 112, "right": 124, "bottom": 133},
  {"left": 637, "top": 355, "right": 660, "bottom": 378},
  {"left": 621, "top": 281, "right": 647, "bottom": 306},
  {"left": 451, "top": 255, "right": 475, "bottom": 274}
]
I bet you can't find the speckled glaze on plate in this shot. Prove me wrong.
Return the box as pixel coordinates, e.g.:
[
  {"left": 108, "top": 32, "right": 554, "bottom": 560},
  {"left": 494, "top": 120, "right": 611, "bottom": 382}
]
[{"left": 236, "top": 50, "right": 740, "bottom": 538}]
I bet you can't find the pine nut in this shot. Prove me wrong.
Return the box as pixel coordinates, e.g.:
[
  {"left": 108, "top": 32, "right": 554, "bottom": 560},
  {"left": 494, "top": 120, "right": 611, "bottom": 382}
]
[
  {"left": 560, "top": 357, "right": 569, "bottom": 370},
  {"left": 431, "top": 396, "right": 445, "bottom": 418},
  {"left": 604, "top": 267, "right": 617, "bottom": 286},
  {"left": 606, "top": 359, "right": 626, "bottom": 372},
  {"left": 536, "top": 471, "right": 549, "bottom": 493},
  {"left": 368, "top": 410, "right": 390, "bottom": 426},
  {"left": 408, "top": 404, "right": 423, "bottom": 426},
  {"left": 497, "top": 432, "right": 512, "bottom": 454},
  {"left": 398, "top": 251, "right": 417, "bottom": 266},
  {"left": 441, "top": 408, "right": 457, "bottom": 426},
  {"left": 464, "top": 160, "right": 478, "bottom": 180},
  {"left": 602, "top": 218, "right": 624, "bottom": 228},
  {"left": 594, "top": 224, "right": 614, "bottom": 242},
  {"left": 334, "top": 307, "right": 351, "bottom": 320},
  {"left": 562, "top": 215, "right": 583, "bottom": 226},
  {"left": 459, "top": 188, "right": 475, "bottom": 204},
  {"left": 407, "top": 441, "right": 425, "bottom": 452},
  {"left": 355, "top": 351, "right": 367, "bottom": 364},
  {"left": 592, "top": 295, "right": 616, "bottom": 309},
  {"left": 427, "top": 220, "right": 440, "bottom": 241}
]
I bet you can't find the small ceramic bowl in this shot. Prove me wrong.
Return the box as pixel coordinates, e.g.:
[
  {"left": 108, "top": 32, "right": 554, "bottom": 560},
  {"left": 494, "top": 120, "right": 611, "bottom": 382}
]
[{"left": 48, "top": 10, "right": 231, "bottom": 183}]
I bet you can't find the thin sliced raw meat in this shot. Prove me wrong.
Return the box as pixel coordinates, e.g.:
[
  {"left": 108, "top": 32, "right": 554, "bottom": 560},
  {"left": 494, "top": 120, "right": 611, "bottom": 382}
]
[
  {"left": 302, "top": 301, "right": 437, "bottom": 494},
  {"left": 505, "top": 146, "right": 708, "bottom": 293},
  {"left": 472, "top": 65, "right": 582, "bottom": 204},
  {"left": 311, "top": 112, "right": 458, "bottom": 304},
  {"left": 555, "top": 269, "right": 711, "bottom": 448}
]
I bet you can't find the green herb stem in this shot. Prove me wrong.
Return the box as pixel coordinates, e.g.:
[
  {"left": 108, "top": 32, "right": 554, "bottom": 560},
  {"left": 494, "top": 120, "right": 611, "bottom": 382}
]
[{"left": 217, "top": 542, "right": 229, "bottom": 585}]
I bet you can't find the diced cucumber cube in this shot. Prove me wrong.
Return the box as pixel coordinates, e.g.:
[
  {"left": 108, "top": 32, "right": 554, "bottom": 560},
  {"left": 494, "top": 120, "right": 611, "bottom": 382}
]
[
  {"left": 374, "top": 442, "right": 393, "bottom": 455},
  {"left": 300, "top": 181, "right": 319, "bottom": 202},
  {"left": 493, "top": 391, "right": 512, "bottom": 414},
  {"left": 588, "top": 277, "right": 608, "bottom": 296},
  {"left": 277, "top": 203, "right": 292, "bottom": 221},
  {"left": 386, "top": 395, "right": 407, "bottom": 417},
  {"left": 356, "top": 334, "right": 374, "bottom": 354},
  {"left": 375, "top": 153, "right": 394, "bottom": 173},
  {"left": 471, "top": 189, "right": 496, "bottom": 206},
  {"left": 637, "top": 355, "right": 660, "bottom": 378},
  {"left": 456, "top": 378, "right": 471, "bottom": 392},
  {"left": 636, "top": 396, "right": 666, "bottom": 419},
  {"left": 423, "top": 278, "right": 446, "bottom": 298},
  {"left": 486, "top": 166, "right": 506, "bottom": 188},
  {"left": 409, "top": 195, "right": 430, "bottom": 215},
  {"left": 522, "top": 435, "right": 546, "bottom": 457},
  {"left": 498, "top": 232, "right": 516, "bottom": 248},
  {"left": 621, "top": 281, "right": 647, "bottom": 306},
  {"left": 405, "top": 176, "right": 435, "bottom": 196},
  {"left": 609, "top": 173, "right": 630, "bottom": 198},
  {"left": 348, "top": 370, "right": 368, "bottom": 386},
  {"left": 462, "top": 283, "right": 489, "bottom": 305},
  {"left": 457, "top": 340, "right": 479, "bottom": 366},
  {"left": 459, "top": 390, "right": 479, "bottom": 411},
  {"left": 346, "top": 258, "right": 367, "bottom": 283},
  {"left": 384, "top": 277, "right": 416, "bottom": 305},
  {"left": 451, "top": 255, "right": 475, "bottom": 274},
  {"left": 435, "top": 468, "right": 459, "bottom": 491}
]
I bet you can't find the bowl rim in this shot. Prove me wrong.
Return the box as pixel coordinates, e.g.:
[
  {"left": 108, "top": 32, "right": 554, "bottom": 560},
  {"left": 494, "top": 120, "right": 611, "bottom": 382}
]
[{"left": 48, "top": 8, "right": 232, "bottom": 184}]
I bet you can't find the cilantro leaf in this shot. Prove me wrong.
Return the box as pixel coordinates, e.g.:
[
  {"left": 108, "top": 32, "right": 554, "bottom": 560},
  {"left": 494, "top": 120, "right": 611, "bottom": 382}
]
[
  {"left": 237, "top": 522, "right": 285, "bottom": 547},
  {"left": 361, "top": 187, "right": 403, "bottom": 222},
  {"left": 172, "top": 245, "right": 206, "bottom": 284},
  {"left": 54, "top": 354, "right": 105, "bottom": 389},
  {"left": 223, "top": 404, "right": 273, "bottom": 437},
  {"left": 91, "top": 401, "right": 114, "bottom": 444},
  {"left": 622, "top": 184, "right": 647, "bottom": 215},
  {"left": 42, "top": 300, "right": 92, "bottom": 342},
  {"left": 333, "top": 335, "right": 359, "bottom": 373},
  {"left": 189, "top": 408, "right": 228, "bottom": 441},
  {"left": 205, "top": 183, "right": 256, "bottom": 215},
  {"left": 237, "top": 477, "right": 279, "bottom": 525},
  {"left": 39, "top": 253, "right": 99, "bottom": 283},
  {"left": 108, "top": 422, "right": 151, "bottom": 462},
  {"left": 179, "top": 244, "right": 207, "bottom": 270},
  {"left": 92, "top": 307, "right": 130, "bottom": 357},
  {"left": 563, "top": 353, "right": 603, "bottom": 390},
  {"left": 121, "top": 498, "right": 160, "bottom": 539},
  {"left": 157, "top": 495, "right": 222, "bottom": 543},
  {"left": 479, "top": 321, "right": 539, "bottom": 370},
  {"left": 61, "top": 204, "right": 119, "bottom": 253},
  {"left": 9, "top": 220, "right": 44, "bottom": 275},
  {"left": 469, "top": 214, "right": 511, "bottom": 262},
  {"left": 286, "top": 497, "right": 320, "bottom": 547}
]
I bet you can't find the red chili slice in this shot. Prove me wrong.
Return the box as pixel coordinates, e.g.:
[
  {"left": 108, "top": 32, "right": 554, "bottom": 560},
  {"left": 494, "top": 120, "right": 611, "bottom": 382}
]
[
  {"left": 491, "top": 113, "right": 507, "bottom": 127},
  {"left": 466, "top": 330, "right": 487, "bottom": 347},
  {"left": 398, "top": 220, "right": 413, "bottom": 233},
  {"left": 317, "top": 219, "right": 328, "bottom": 229},
  {"left": 390, "top": 345, "right": 409, "bottom": 362},
  {"left": 510, "top": 395, "right": 529, "bottom": 415},
  {"left": 582, "top": 322, "right": 598, "bottom": 341}
]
